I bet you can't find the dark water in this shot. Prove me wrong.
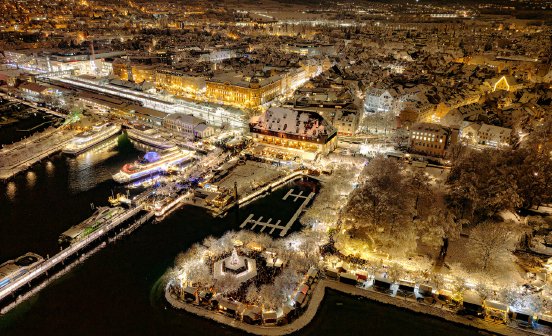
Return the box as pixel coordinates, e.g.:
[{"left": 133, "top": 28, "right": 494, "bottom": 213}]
[
  {"left": 0, "top": 135, "right": 138, "bottom": 260},
  {"left": 0, "top": 132, "right": 479, "bottom": 336},
  {"left": 295, "top": 289, "right": 480, "bottom": 336},
  {"left": 0, "top": 106, "right": 58, "bottom": 146}
]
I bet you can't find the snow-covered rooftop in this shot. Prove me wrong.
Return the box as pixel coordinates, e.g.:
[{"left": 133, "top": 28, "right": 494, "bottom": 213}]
[{"left": 250, "top": 107, "right": 336, "bottom": 141}]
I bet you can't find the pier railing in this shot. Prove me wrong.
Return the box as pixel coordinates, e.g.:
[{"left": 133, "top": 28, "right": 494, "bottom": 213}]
[
  {"left": 0, "top": 130, "right": 75, "bottom": 180},
  {"left": 0, "top": 206, "right": 144, "bottom": 305}
]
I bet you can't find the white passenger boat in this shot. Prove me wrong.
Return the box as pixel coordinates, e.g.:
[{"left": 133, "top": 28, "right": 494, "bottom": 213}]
[
  {"left": 63, "top": 123, "right": 121, "bottom": 155},
  {"left": 112, "top": 148, "right": 194, "bottom": 183},
  {"left": 126, "top": 125, "right": 175, "bottom": 149}
]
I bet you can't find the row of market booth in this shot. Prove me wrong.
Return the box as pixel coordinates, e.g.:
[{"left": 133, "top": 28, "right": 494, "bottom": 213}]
[
  {"left": 325, "top": 265, "right": 552, "bottom": 330},
  {"left": 176, "top": 266, "right": 320, "bottom": 326}
]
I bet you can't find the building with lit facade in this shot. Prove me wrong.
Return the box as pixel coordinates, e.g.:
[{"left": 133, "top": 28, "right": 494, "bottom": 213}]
[
  {"left": 111, "top": 61, "right": 316, "bottom": 109},
  {"left": 460, "top": 122, "right": 511, "bottom": 148},
  {"left": 331, "top": 110, "right": 359, "bottom": 136},
  {"left": 0, "top": 69, "right": 26, "bottom": 87},
  {"left": 18, "top": 82, "right": 58, "bottom": 102},
  {"left": 364, "top": 88, "right": 402, "bottom": 115},
  {"left": 290, "top": 104, "right": 359, "bottom": 137},
  {"left": 409, "top": 122, "right": 458, "bottom": 158},
  {"left": 112, "top": 62, "right": 156, "bottom": 83},
  {"left": 282, "top": 42, "right": 336, "bottom": 57},
  {"left": 112, "top": 61, "right": 207, "bottom": 96},
  {"left": 484, "top": 76, "right": 524, "bottom": 92},
  {"left": 198, "top": 49, "right": 237, "bottom": 63},
  {"left": 249, "top": 107, "right": 337, "bottom": 155},
  {"left": 5, "top": 49, "right": 124, "bottom": 76},
  {"left": 205, "top": 72, "right": 283, "bottom": 108},
  {"left": 155, "top": 69, "right": 206, "bottom": 96},
  {"left": 163, "top": 113, "right": 214, "bottom": 139}
]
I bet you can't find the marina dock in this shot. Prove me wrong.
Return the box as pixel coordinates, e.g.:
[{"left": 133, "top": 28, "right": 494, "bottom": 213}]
[{"left": 240, "top": 189, "right": 315, "bottom": 237}]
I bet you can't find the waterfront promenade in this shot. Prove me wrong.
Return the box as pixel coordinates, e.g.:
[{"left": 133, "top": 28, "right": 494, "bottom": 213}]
[
  {"left": 0, "top": 128, "right": 75, "bottom": 180},
  {"left": 166, "top": 279, "right": 545, "bottom": 336}
]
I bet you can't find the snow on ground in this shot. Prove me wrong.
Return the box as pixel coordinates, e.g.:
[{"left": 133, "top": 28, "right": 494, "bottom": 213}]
[
  {"left": 216, "top": 161, "right": 286, "bottom": 196},
  {"left": 500, "top": 210, "right": 523, "bottom": 224},
  {"left": 445, "top": 235, "right": 525, "bottom": 288}
]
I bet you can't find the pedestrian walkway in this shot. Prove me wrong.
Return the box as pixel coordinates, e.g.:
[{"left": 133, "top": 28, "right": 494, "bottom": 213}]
[
  {"left": 166, "top": 279, "right": 544, "bottom": 336},
  {"left": 0, "top": 128, "right": 75, "bottom": 180}
]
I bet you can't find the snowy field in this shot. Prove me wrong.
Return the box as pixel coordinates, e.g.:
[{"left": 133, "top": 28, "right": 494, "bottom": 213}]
[{"left": 216, "top": 161, "right": 286, "bottom": 196}]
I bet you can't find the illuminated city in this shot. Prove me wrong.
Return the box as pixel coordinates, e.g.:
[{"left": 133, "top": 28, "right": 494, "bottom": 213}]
[{"left": 0, "top": 0, "right": 551, "bottom": 335}]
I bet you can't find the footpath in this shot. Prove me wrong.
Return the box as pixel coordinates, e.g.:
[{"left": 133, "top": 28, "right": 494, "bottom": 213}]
[{"left": 166, "top": 279, "right": 546, "bottom": 336}]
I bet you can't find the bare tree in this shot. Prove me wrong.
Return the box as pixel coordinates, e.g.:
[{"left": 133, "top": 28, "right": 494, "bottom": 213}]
[
  {"left": 467, "top": 221, "right": 517, "bottom": 272},
  {"left": 215, "top": 273, "right": 242, "bottom": 296},
  {"left": 405, "top": 169, "right": 433, "bottom": 218},
  {"left": 187, "top": 260, "right": 212, "bottom": 288},
  {"left": 273, "top": 268, "right": 301, "bottom": 298},
  {"left": 258, "top": 284, "right": 285, "bottom": 311},
  {"left": 418, "top": 198, "right": 460, "bottom": 261},
  {"left": 301, "top": 163, "right": 358, "bottom": 230},
  {"left": 245, "top": 285, "right": 260, "bottom": 305},
  {"left": 446, "top": 148, "right": 522, "bottom": 221},
  {"left": 344, "top": 156, "right": 417, "bottom": 256}
]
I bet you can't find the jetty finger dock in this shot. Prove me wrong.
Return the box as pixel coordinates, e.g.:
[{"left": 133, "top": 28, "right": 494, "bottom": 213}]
[{"left": 240, "top": 189, "right": 315, "bottom": 237}]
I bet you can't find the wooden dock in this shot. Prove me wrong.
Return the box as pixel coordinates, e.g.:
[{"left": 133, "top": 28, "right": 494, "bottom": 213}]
[{"left": 240, "top": 189, "right": 315, "bottom": 237}]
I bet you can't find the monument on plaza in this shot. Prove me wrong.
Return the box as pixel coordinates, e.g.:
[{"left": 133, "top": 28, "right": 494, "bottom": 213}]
[{"left": 213, "top": 248, "right": 257, "bottom": 283}]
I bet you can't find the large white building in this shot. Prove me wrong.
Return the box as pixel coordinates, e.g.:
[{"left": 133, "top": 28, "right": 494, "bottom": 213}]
[
  {"left": 363, "top": 88, "right": 402, "bottom": 115},
  {"left": 282, "top": 43, "right": 336, "bottom": 57},
  {"left": 198, "top": 49, "right": 238, "bottom": 63},
  {"left": 460, "top": 122, "right": 511, "bottom": 148},
  {"left": 249, "top": 107, "right": 337, "bottom": 155},
  {"left": 163, "top": 113, "right": 214, "bottom": 139},
  {"left": 4, "top": 49, "right": 125, "bottom": 76}
]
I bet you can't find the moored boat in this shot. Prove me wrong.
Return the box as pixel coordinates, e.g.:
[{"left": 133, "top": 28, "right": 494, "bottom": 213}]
[
  {"left": 63, "top": 123, "right": 121, "bottom": 155},
  {"left": 126, "top": 125, "right": 175, "bottom": 149},
  {"left": 112, "top": 148, "right": 194, "bottom": 184}
]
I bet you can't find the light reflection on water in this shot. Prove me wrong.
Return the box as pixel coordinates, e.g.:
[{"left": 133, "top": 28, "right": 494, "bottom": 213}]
[
  {"left": 25, "top": 171, "right": 36, "bottom": 188},
  {"left": 0, "top": 132, "right": 141, "bottom": 259},
  {"left": 45, "top": 161, "right": 55, "bottom": 177},
  {"left": 6, "top": 181, "right": 16, "bottom": 201},
  {"left": 66, "top": 138, "right": 120, "bottom": 193}
]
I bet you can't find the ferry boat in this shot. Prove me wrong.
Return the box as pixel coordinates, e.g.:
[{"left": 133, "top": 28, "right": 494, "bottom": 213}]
[
  {"left": 58, "top": 206, "right": 125, "bottom": 245},
  {"left": 0, "top": 253, "right": 44, "bottom": 289},
  {"left": 63, "top": 123, "right": 121, "bottom": 155},
  {"left": 112, "top": 148, "right": 194, "bottom": 184},
  {"left": 126, "top": 125, "right": 175, "bottom": 150}
]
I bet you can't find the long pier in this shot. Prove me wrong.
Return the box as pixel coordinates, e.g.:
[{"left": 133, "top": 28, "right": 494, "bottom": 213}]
[
  {"left": 0, "top": 128, "right": 58, "bottom": 155},
  {"left": 237, "top": 170, "right": 308, "bottom": 208},
  {"left": 0, "top": 129, "right": 75, "bottom": 181},
  {"left": 0, "top": 205, "right": 146, "bottom": 312}
]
